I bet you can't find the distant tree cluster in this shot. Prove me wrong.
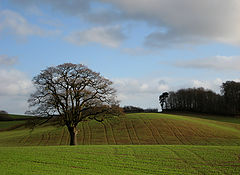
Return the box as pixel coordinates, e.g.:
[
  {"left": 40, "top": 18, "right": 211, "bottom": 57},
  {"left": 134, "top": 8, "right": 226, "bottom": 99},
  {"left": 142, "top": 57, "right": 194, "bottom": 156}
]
[
  {"left": 160, "top": 81, "right": 240, "bottom": 116},
  {"left": 123, "top": 106, "right": 158, "bottom": 113}
]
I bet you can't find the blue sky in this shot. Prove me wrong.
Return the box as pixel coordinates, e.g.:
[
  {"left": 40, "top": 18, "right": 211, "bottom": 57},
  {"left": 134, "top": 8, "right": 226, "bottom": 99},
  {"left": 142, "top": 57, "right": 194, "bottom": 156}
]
[{"left": 1, "top": 0, "right": 240, "bottom": 114}]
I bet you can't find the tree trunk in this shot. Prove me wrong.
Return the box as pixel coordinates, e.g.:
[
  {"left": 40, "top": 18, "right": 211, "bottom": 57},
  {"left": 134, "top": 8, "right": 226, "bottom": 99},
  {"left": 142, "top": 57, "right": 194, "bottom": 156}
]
[{"left": 67, "top": 126, "right": 78, "bottom": 145}]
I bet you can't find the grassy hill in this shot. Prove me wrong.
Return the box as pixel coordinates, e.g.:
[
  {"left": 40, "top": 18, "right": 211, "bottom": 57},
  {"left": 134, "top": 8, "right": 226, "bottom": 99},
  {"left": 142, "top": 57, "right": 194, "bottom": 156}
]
[
  {"left": 1, "top": 113, "right": 240, "bottom": 174},
  {"left": 0, "top": 113, "right": 240, "bottom": 146}
]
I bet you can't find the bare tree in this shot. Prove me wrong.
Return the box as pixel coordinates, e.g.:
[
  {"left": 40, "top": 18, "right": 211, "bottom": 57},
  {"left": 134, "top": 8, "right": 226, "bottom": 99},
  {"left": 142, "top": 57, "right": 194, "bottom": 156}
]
[{"left": 26, "top": 63, "right": 122, "bottom": 145}]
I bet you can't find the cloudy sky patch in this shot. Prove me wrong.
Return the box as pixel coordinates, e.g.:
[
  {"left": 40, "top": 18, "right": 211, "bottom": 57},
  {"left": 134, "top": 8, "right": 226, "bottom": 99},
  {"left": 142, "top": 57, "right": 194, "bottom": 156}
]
[
  {"left": 65, "top": 26, "right": 126, "bottom": 48},
  {"left": 1, "top": 0, "right": 240, "bottom": 113},
  {"left": 175, "top": 56, "right": 240, "bottom": 71}
]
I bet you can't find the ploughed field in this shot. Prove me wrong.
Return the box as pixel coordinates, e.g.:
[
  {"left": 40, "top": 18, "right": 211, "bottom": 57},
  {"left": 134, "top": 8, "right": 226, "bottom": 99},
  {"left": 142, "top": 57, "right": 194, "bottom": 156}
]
[
  {"left": 1, "top": 113, "right": 240, "bottom": 174},
  {"left": 0, "top": 113, "right": 240, "bottom": 146}
]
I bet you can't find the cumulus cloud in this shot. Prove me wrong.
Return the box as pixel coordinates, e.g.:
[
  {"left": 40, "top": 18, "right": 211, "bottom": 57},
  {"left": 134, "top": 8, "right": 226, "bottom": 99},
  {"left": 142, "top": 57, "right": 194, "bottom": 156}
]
[
  {"left": 0, "top": 9, "right": 60, "bottom": 38},
  {"left": 9, "top": 0, "right": 240, "bottom": 48},
  {"left": 0, "top": 55, "right": 18, "bottom": 66},
  {"left": 0, "top": 69, "right": 33, "bottom": 96},
  {"left": 175, "top": 56, "right": 240, "bottom": 71},
  {"left": 0, "top": 69, "right": 34, "bottom": 114},
  {"left": 192, "top": 78, "right": 223, "bottom": 92},
  {"left": 112, "top": 77, "right": 227, "bottom": 109},
  {"left": 65, "top": 26, "right": 126, "bottom": 47},
  {"left": 113, "top": 78, "right": 169, "bottom": 109},
  {"left": 0, "top": 96, "right": 29, "bottom": 114},
  {"left": 101, "top": 0, "right": 240, "bottom": 47}
]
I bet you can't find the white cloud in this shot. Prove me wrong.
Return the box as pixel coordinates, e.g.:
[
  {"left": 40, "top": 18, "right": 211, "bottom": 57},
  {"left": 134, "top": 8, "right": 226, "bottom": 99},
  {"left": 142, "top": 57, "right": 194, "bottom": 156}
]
[
  {"left": 0, "top": 69, "right": 34, "bottom": 114},
  {"left": 100, "top": 0, "right": 240, "bottom": 47},
  {"left": 0, "top": 9, "right": 60, "bottom": 38},
  {"left": 113, "top": 77, "right": 227, "bottom": 109},
  {"left": 0, "top": 69, "right": 33, "bottom": 96},
  {"left": 0, "top": 96, "right": 29, "bottom": 114},
  {"left": 175, "top": 55, "right": 240, "bottom": 71},
  {"left": 192, "top": 78, "right": 223, "bottom": 93},
  {"left": 65, "top": 26, "right": 125, "bottom": 47},
  {"left": 0, "top": 55, "right": 18, "bottom": 66},
  {"left": 113, "top": 78, "right": 169, "bottom": 109},
  {"left": 9, "top": 0, "right": 240, "bottom": 47}
]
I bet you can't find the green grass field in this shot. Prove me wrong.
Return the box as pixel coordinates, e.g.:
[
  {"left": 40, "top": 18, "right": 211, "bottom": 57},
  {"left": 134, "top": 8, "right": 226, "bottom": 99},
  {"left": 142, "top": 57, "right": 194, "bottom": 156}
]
[
  {"left": 1, "top": 145, "right": 240, "bottom": 175},
  {"left": 0, "top": 113, "right": 240, "bottom": 174}
]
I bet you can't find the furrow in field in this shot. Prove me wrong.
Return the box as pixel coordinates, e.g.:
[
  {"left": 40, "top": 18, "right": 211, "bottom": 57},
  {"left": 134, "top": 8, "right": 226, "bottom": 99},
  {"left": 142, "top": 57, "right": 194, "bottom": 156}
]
[
  {"left": 184, "top": 147, "right": 225, "bottom": 174},
  {"left": 45, "top": 132, "right": 51, "bottom": 146},
  {"left": 106, "top": 120, "right": 117, "bottom": 145},
  {"left": 23, "top": 134, "right": 31, "bottom": 146},
  {"left": 80, "top": 123, "right": 85, "bottom": 145},
  {"left": 166, "top": 146, "right": 205, "bottom": 175},
  {"left": 140, "top": 118, "right": 158, "bottom": 144},
  {"left": 101, "top": 122, "right": 109, "bottom": 145},
  {"left": 169, "top": 120, "right": 192, "bottom": 145},
  {"left": 66, "top": 129, "right": 69, "bottom": 145},
  {"left": 124, "top": 119, "right": 138, "bottom": 144},
  {"left": 123, "top": 119, "right": 133, "bottom": 144},
  {"left": 59, "top": 128, "right": 65, "bottom": 145},
  {"left": 188, "top": 126, "right": 210, "bottom": 144},
  {"left": 162, "top": 119, "right": 184, "bottom": 144},
  {"left": 38, "top": 134, "right": 44, "bottom": 146},
  {"left": 87, "top": 122, "right": 92, "bottom": 145},
  {"left": 18, "top": 135, "right": 27, "bottom": 144},
  {"left": 131, "top": 120, "right": 141, "bottom": 145},
  {"left": 148, "top": 119, "right": 167, "bottom": 145}
]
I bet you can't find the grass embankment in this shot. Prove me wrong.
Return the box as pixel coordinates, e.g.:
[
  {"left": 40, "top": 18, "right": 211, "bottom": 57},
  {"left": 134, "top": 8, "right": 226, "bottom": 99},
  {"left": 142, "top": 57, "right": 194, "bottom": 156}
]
[
  {"left": 0, "top": 145, "right": 240, "bottom": 175},
  {"left": 0, "top": 113, "right": 240, "bottom": 146},
  {"left": 1, "top": 113, "right": 240, "bottom": 174}
]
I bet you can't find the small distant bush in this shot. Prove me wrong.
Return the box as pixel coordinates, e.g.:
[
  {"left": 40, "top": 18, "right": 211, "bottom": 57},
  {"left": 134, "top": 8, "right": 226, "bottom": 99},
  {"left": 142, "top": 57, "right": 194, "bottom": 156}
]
[{"left": 0, "top": 110, "right": 13, "bottom": 121}]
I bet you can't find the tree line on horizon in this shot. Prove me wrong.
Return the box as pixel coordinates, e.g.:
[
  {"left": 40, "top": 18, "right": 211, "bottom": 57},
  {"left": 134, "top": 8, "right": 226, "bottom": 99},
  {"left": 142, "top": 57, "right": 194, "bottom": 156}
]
[
  {"left": 123, "top": 106, "right": 158, "bottom": 113},
  {"left": 160, "top": 81, "right": 240, "bottom": 116}
]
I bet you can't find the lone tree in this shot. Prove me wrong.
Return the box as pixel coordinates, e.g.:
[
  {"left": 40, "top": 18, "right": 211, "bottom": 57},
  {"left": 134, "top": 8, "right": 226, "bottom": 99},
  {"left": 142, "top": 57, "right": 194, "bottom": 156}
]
[
  {"left": 159, "top": 92, "right": 169, "bottom": 112},
  {"left": 27, "top": 63, "right": 122, "bottom": 145}
]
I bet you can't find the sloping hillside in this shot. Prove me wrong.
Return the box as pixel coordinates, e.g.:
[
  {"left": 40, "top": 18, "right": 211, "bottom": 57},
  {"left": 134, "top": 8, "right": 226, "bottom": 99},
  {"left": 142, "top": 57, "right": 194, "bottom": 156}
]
[{"left": 0, "top": 113, "right": 240, "bottom": 146}]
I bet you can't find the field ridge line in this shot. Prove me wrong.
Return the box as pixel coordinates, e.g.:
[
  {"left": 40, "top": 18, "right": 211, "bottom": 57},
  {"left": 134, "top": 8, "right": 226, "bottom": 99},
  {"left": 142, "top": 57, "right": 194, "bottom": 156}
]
[
  {"left": 184, "top": 147, "right": 225, "bottom": 174},
  {"left": 140, "top": 118, "right": 158, "bottom": 144},
  {"left": 59, "top": 128, "right": 65, "bottom": 145},
  {"left": 131, "top": 120, "right": 141, "bottom": 145},
  {"left": 23, "top": 133, "right": 31, "bottom": 146},
  {"left": 45, "top": 131, "right": 51, "bottom": 146},
  {"left": 163, "top": 119, "right": 184, "bottom": 144},
  {"left": 38, "top": 134, "right": 44, "bottom": 146},
  {"left": 170, "top": 120, "right": 192, "bottom": 145},
  {"left": 123, "top": 119, "right": 133, "bottom": 144},
  {"left": 165, "top": 146, "right": 205, "bottom": 175},
  {"left": 106, "top": 120, "right": 117, "bottom": 145},
  {"left": 81, "top": 122, "right": 85, "bottom": 145},
  {"left": 102, "top": 121, "right": 109, "bottom": 145},
  {"left": 148, "top": 119, "right": 167, "bottom": 144},
  {"left": 87, "top": 122, "right": 92, "bottom": 145}
]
